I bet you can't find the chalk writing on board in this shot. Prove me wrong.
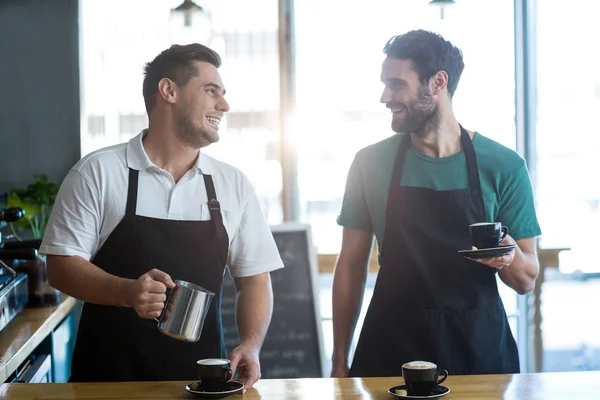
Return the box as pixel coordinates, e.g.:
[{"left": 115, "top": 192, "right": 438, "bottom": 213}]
[{"left": 262, "top": 330, "right": 313, "bottom": 342}]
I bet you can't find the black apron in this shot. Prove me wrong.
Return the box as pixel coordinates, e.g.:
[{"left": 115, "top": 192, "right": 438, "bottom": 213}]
[
  {"left": 69, "top": 168, "right": 229, "bottom": 382},
  {"left": 349, "top": 125, "right": 519, "bottom": 377}
]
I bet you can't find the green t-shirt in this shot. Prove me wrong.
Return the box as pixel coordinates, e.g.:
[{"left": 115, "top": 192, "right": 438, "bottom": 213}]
[{"left": 337, "top": 132, "right": 542, "bottom": 254}]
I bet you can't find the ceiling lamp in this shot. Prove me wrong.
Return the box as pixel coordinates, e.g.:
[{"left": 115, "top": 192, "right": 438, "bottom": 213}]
[
  {"left": 428, "top": 0, "right": 455, "bottom": 20},
  {"left": 171, "top": 0, "right": 204, "bottom": 27}
]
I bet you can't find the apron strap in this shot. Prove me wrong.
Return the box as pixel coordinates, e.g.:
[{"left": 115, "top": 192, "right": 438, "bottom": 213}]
[
  {"left": 126, "top": 168, "right": 139, "bottom": 216},
  {"left": 203, "top": 174, "right": 227, "bottom": 241},
  {"left": 388, "top": 133, "right": 412, "bottom": 198},
  {"left": 459, "top": 124, "right": 483, "bottom": 198}
]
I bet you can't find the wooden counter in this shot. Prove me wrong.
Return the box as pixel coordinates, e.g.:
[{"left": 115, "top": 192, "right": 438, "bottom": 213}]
[
  {"left": 0, "top": 296, "right": 77, "bottom": 382},
  {"left": 1, "top": 371, "right": 600, "bottom": 399}
]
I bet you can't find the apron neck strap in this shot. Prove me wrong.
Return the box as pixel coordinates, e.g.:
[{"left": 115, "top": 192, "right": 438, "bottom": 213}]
[
  {"left": 202, "top": 174, "right": 227, "bottom": 240},
  {"left": 126, "top": 168, "right": 139, "bottom": 216},
  {"left": 460, "top": 124, "right": 483, "bottom": 196}
]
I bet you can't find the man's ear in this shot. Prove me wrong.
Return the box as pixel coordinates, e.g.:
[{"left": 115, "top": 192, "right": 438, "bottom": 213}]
[
  {"left": 157, "top": 78, "right": 177, "bottom": 105},
  {"left": 430, "top": 70, "right": 448, "bottom": 95}
]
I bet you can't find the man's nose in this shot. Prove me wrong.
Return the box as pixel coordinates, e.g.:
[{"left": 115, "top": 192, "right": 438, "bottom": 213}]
[
  {"left": 380, "top": 87, "right": 393, "bottom": 104},
  {"left": 217, "top": 97, "right": 230, "bottom": 113}
]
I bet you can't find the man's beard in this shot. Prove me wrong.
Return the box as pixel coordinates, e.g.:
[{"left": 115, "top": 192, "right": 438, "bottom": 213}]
[
  {"left": 175, "top": 104, "right": 217, "bottom": 149},
  {"left": 391, "top": 84, "right": 440, "bottom": 137}
]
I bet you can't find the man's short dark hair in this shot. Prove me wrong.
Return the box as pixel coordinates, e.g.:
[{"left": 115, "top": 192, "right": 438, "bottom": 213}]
[
  {"left": 142, "top": 43, "right": 222, "bottom": 114},
  {"left": 383, "top": 30, "right": 464, "bottom": 97}
]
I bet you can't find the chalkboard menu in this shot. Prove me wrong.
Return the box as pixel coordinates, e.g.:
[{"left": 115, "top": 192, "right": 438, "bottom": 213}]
[{"left": 220, "top": 223, "right": 326, "bottom": 379}]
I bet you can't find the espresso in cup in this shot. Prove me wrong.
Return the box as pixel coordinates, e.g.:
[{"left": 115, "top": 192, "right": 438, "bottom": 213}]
[
  {"left": 197, "top": 358, "right": 233, "bottom": 391},
  {"left": 402, "top": 360, "right": 448, "bottom": 396},
  {"left": 469, "top": 222, "right": 509, "bottom": 249}
]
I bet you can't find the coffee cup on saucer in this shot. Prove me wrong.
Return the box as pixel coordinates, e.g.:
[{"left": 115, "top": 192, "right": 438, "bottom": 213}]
[
  {"left": 402, "top": 360, "right": 448, "bottom": 396},
  {"left": 196, "top": 358, "right": 233, "bottom": 392},
  {"left": 469, "top": 222, "right": 508, "bottom": 249}
]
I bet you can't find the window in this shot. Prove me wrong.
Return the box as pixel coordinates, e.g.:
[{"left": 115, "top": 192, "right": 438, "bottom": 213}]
[
  {"left": 87, "top": 115, "right": 105, "bottom": 137},
  {"left": 80, "top": 0, "right": 283, "bottom": 223},
  {"left": 119, "top": 114, "right": 147, "bottom": 141},
  {"left": 294, "top": 0, "right": 516, "bottom": 253},
  {"left": 535, "top": 0, "right": 600, "bottom": 273},
  {"left": 534, "top": 0, "right": 600, "bottom": 373}
]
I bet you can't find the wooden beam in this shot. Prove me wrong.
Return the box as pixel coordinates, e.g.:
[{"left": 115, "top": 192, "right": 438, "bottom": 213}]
[
  {"left": 277, "top": 0, "right": 299, "bottom": 221},
  {"left": 318, "top": 248, "right": 379, "bottom": 274}
]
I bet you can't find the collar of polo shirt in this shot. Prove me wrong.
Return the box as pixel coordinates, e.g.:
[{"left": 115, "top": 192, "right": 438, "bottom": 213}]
[{"left": 126, "top": 129, "right": 214, "bottom": 175}]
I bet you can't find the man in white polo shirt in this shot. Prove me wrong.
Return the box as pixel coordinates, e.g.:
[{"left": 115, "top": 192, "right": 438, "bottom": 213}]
[{"left": 40, "top": 43, "right": 283, "bottom": 387}]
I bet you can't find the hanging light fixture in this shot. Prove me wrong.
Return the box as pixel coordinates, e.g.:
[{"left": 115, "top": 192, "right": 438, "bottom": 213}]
[
  {"left": 428, "top": 0, "right": 455, "bottom": 20},
  {"left": 169, "top": 0, "right": 213, "bottom": 45},
  {"left": 171, "top": 0, "right": 204, "bottom": 27}
]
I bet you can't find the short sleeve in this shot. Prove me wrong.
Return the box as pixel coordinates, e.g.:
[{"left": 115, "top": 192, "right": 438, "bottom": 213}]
[
  {"left": 336, "top": 151, "right": 373, "bottom": 231},
  {"left": 497, "top": 162, "right": 542, "bottom": 241},
  {"left": 226, "top": 179, "right": 284, "bottom": 278},
  {"left": 39, "top": 169, "right": 101, "bottom": 260}
]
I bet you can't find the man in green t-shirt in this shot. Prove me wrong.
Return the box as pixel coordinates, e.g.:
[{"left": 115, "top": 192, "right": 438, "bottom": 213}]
[{"left": 331, "top": 30, "right": 541, "bottom": 380}]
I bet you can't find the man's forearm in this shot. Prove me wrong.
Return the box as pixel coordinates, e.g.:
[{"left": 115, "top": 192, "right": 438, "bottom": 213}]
[
  {"left": 331, "top": 262, "right": 368, "bottom": 366},
  {"left": 234, "top": 272, "right": 273, "bottom": 350},
  {"left": 499, "top": 246, "right": 539, "bottom": 294},
  {"left": 47, "top": 255, "right": 133, "bottom": 307}
]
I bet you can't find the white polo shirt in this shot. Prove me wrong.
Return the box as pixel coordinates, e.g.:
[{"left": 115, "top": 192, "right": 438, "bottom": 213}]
[{"left": 40, "top": 131, "right": 284, "bottom": 278}]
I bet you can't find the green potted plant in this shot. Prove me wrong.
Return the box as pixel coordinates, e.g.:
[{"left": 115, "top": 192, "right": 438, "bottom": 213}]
[
  {"left": 5, "top": 175, "right": 62, "bottom": 306},
  {"left": 6, "top": 175, "right": 60, "bottom": 240}
]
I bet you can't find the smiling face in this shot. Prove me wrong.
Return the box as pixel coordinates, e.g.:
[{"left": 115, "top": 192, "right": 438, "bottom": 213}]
[
  {"left": 380, "top": 57, "right": 440, "bottom": 136},
  {"left": 173, "top": 61, "right": 230, "bottom": 149}
]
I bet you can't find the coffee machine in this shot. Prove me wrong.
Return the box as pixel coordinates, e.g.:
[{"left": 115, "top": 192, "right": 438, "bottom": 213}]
[{"left": 0, "top": 207, "right": 33, "bottom": 332}]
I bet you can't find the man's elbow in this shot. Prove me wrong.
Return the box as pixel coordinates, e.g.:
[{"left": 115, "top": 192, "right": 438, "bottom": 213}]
[
  {"left": 513, "top": 278, "right": 536, "bottom": 295},
  {"left": 515, "top": 285, "right": 533, "bottom": 295},
  {"left": 512, "top": 253, "right": 539, "bottom": 295}
]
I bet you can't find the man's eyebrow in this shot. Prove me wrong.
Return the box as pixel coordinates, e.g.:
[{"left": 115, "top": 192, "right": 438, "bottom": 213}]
[
  {"left": 382, "top": 78, "right": 407, "bottom": 85},
  {"left": 204, "top": 82, "right": 226, "bottom": 95}
]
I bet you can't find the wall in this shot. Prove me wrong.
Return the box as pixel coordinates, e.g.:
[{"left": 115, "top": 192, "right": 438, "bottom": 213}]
[{"left": 0, "top": 0, "right": 80, "bottom": 193}]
